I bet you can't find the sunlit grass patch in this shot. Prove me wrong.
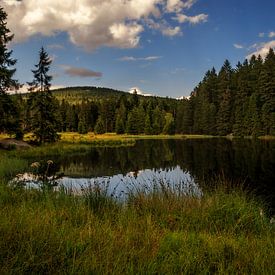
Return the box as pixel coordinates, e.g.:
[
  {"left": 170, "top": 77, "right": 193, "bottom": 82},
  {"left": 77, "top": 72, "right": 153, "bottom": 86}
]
[{"left": 0, "top": 133, "right": 9, "bottom": 139}]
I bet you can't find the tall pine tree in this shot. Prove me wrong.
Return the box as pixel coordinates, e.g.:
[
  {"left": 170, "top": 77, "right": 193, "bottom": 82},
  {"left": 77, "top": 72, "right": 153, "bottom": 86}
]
[
  {"left": 0, "top": 7, "right": 21, "bottom": 137},
  {"left": 27, "top": 47, "right": 59, "bottom": 143}
]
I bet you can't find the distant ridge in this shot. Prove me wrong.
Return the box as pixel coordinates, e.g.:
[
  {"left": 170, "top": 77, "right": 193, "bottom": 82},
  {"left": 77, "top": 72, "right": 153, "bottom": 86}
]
[
  {"left": 51, "top": 86, "right": 178, "bottom": 104},
  {"left": 50, "top": 86, "right": 128, "bottom": 104}
]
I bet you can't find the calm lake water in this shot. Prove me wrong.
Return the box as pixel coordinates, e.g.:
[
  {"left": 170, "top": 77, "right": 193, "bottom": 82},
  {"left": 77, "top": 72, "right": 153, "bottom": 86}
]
[{"left": 38, "top": 138, "right": 275, "bottom": 211}]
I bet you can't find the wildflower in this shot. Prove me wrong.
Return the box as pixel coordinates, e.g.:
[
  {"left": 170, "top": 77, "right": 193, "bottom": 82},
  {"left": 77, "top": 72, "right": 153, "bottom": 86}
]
[
  {"left": 30, "top": 162, "right": 40, "bottom": 168},
  {"left": 270, "top": 217, "right": 275, "bottom": 224},
  {"left": 47, "top": 160, "right": 54, "bottom": 165}
]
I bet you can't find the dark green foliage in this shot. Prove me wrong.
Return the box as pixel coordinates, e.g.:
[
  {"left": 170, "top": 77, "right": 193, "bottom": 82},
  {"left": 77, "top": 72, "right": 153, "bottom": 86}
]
[
  {"left": 27, "top": 48, "right": 59, "bottom": 143},
  {"left": 0, "top": 7, "right": 21, "bottom": 136},
  {"left": 189, "top": 50, "right": 275, "bottom": 136},
  {"left": 152, "top": 106, "right": 164, "bottom": 134},
  {"left": 94, "top": 115, "right": 105, "bottom": 134},
  {"left": 144, "top": 113, "right": 153, "bottom": 135},
  {"left": 163, "top": 113, "right": 175, "bottom": 135},
  {"left": 175, "top": 99, "right": 193, "bottom": 134},
  {"left": 115, "top": 114, "right": 125, "bottom": 134},
  {"left": 78, "top": 102, "right": 90, "bottom": 134},
  {"left": 126, "top": 105, "right": 145, "bottom": 134}
]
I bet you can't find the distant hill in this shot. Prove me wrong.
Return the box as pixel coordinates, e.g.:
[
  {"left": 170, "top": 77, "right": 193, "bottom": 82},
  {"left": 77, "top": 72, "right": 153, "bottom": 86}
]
[
  {"left": 51, "top": 86, "right": 178, "bottom": 104},
  {"left": 13, "top": 85, "right": 179, "bottom": 105},
  {"left": 52, "top": 86, "right": 128, "bottom": 104}
]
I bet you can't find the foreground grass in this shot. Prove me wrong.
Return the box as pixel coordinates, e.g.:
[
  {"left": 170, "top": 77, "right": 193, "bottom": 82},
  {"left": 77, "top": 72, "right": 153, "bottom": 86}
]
[{"left": 0, "top": 180, "right": 274, "bottom": 274}]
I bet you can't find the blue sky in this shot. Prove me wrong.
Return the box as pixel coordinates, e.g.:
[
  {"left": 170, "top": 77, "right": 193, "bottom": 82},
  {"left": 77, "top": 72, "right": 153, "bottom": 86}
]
[{"left": 3, "top": 0, "right": 275, "bottom": 98}]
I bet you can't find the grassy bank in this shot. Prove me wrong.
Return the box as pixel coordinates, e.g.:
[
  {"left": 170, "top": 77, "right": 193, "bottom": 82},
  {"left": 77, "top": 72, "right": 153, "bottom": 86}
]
[
  {"left": 0, "top": 179, "right": 274, "bottom": 274},
  {"left": 59, "top": 132, "right": 216, "bottom": 141},
  {"left": 0, "top": 154, "right": 28, "bottom": 179}
]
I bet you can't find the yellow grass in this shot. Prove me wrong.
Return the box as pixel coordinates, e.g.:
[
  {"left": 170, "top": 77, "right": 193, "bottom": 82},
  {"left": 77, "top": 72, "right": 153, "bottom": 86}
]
[{"left": 59, "top": 132, "right": 216, "bottom": 142}]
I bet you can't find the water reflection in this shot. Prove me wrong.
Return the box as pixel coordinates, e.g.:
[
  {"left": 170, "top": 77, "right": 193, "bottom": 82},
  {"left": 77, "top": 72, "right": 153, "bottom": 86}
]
[
  {"left": 59, "top": 166, "right": 202, "bottom": 200},
  {"left": 24, "top": 138, "right": 275, "bottom": 210}
]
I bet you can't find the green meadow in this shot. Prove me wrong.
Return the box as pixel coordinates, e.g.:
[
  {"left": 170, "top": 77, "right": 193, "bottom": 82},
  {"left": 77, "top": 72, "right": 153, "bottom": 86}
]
[{"left": 0, "top": 143, "right": 274, "bottom": 274}]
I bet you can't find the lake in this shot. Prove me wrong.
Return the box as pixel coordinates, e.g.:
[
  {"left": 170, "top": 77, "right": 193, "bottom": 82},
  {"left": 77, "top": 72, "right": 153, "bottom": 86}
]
[{"left": 39, "top": 138, "right": 275, "bottom": 212}]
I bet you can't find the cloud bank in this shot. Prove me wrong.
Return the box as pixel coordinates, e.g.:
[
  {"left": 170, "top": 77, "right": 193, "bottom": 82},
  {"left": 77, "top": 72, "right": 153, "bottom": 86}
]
[{"left": 2, "top": 0, "right": 208, "bottom": 51}]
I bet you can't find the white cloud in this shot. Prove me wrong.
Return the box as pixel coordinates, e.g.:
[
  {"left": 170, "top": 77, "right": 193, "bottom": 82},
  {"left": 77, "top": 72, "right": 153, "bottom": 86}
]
[
  {"left": 146, "top": 18, "right": 182, "bottom": 37},
  {"left": 258, "top": 32, "right": 265, "bottom": 38},
  {"left": 269, "top": 32, "right": 275, "bottom": 38},
  {"left": 129, "top": 87, "right": 153, "bottom": 97},
  {"left": 119, "top": 56, "right": 162, "bottom": 62},
  {"left": 166, "top": 0, "right": 197, "bottom": 12},
  {"left": 182, "top": 0, "right": 198, "bottom": 9},
  {"left": 233, "top": 43, "right": 244, "bottom": 49},
  {"left": 8, "top": 84, "right": 65, "bottom": 94},
  {"left": 175, "top": 13, "right": 208, "bottom": 24},
  {"left": 3, "top": 0, "right": 207, "bottom": 50},
  {"left": 176, "top": 95, "right": 190, "bottom": 100},
  {"left": 161, "top": 26, "right": 182, "bottom": 36},
  {"left": 247, "top": 40, "right": 275, "bottom": 59}
]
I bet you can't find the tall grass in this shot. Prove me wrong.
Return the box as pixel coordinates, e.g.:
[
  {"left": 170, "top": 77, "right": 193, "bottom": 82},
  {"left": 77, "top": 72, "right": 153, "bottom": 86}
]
[
  {"left": 0, "top": 155, "right": 28, "bottom": 179},
  {"left": 0, "top": 178, "right": 274, "bottom": 274}
]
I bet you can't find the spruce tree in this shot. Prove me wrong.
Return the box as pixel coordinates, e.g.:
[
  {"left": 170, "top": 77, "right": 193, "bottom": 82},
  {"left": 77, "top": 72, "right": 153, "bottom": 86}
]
[
  {"left": 259, "top": 49, "right": 275, "bottom": 135},
  {"left": 115, "top": 100, "right": 126, "bottom": 134},
  {"left": 144, "top": 113, "right": 152, "bottom": 135},
  {"left": 216, "top": 60, "right": 234, "bottom": 135},
  {"left": 27, "top": 47, "right": 59, "bottom": 143},
  {"left": 163, "top": 113, "right": 175, "bottom": 135},
  {"left": 0, "top": 7, "right": 21, "bottom": 136},
  {"left": 152, "top": 106, "right": 164, "bottom": 134},
  {"left": 94, "top": 115, "right": 105, "bottom": 134},
  {"left": 126, "top": 109, "right": 138, "bottom": 134},
  {"left": 181, "top": 99, "right": 193, "bottom": 134},
  {"left": 115, "top": 114, "right": 125, "bottom": 134},
  {"left": 78, "top": 102, "right": 89, "bottom": 134}
]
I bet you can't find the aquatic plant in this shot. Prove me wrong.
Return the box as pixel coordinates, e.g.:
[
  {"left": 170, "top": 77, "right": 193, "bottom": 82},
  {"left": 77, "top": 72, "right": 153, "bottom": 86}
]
[{"left": 12, "top": 160, "right": 63, "bottom": 191}]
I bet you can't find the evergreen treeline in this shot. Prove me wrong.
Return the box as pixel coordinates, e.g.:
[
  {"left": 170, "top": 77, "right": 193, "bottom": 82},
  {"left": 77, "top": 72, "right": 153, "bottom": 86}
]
[
  {"left": 1, "top": 5, "right": 275, "bottom": 141},
  {"left": 48, "top": 51, "right": 274, "bottom": 137},
  {"left": 189, "top": 54, "right": 275, "bottom": 136},
  {"left": 16, "top": 89, "right": 179, "bottom": 135},
  {"left": 55, "top": 92, "right": 178, "bottom": 135}
]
